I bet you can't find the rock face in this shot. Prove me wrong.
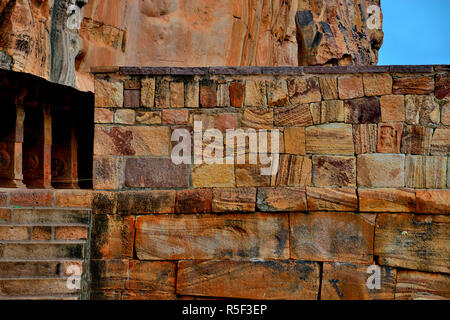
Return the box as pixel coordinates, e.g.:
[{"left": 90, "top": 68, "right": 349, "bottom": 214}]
[{"left": 0, "top": 0, "right": 383, "bottom": 91}]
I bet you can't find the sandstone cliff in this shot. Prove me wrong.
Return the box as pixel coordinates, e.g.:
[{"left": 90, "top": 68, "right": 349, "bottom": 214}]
[{"left": 0, "top": 0, "right": 383, "bottom": 91}]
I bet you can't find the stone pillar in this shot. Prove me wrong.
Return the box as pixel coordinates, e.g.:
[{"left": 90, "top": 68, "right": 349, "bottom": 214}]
[
  {"left": 23, "top": 102, "right": 53, "bottom": 189},
  {"left": 52, "top": 107, "right": 79, "bottom": 189},
  {"left": 0, "top": 103, "right": 26, "bottom": 188}
]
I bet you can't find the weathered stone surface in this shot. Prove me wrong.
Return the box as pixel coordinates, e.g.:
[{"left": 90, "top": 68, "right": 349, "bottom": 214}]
[
  {"left": 375, "top": 214, "right": 449, "bottom": 273},
  {"left": 241, "top": 107, "right": 273, "bottom": 129},
  {"left": 191, "top": 164, "right": 235, "bottom": 188},
  {"left": 273, "top": 155, "right": 312, "bottom": 187},
  {"left": 319, "top": 76, "right": 338, "bottom": 100},
  {"left": 12, "top": 208, "right": 90, "bottom": 225},
  {"left": 377, "top": 123, "right": 403, "bottom": 153},
  {"left": 55, "top": 190, "right": 93, "bottom": 208},
  {"left": 363, "top": 73, "right": 393, "bottom": 96},
  {"left": 135, "top": 111, "right": 161, "bottom": 125},
  {"left": 321, "top": 262, "right": 396, "bottom": 300},
  {"left": 357, "top": 154, "right": 405, "bottom": 187},
  {"left": 338, "top": 75, "right": 364, "bottom": 100},
  {"left": 310, "top": 100, "right": 344, "bottom": 124},
  {"left": 401, "top": 125, "right": 433, "bottom": 155},
  {"left": 91, "top": 215, "right": 135, "bottom": 259},
  {"left": 95, "top": 80, "right": 123, "bottom": 107},
  {"left": 0, "top": 0, "right": 384, "bottom": 92},
  {"left": 95, "top": 108, "right": 114, "bottom": 124},
  {"left": 359, "top": 188, "right": 416, "bottom": 213},
  {"left": 135, "top": 213, "right": 289, "bottom": 260},
  {"left": 124, "top": 158, "right": 189, "bottom": 189},
  {"left": 177, "top": 260, "right": 320, "bottom": 300},
  {"left": 353, "top": 124, "right": 377, "bottom": 154},
  {"left": 284, "top": 127, "right": 306, "bottom": 155},
  {"left": 395, "top": 270, "right": 450, "bottom": 300},
  {"left": 344, "top": 97, "right": 381, "bottom": 124},
  {"left": 306, "top": 124, "right": 354, "bottom": 155},
  {"left": 380, "top": 95, "right": 405, "bottom": 122},
  {"left": 235, "top": 164, "right": 271, "bottom": 187},
  {"left": 229, "top": 82, "right": 244, "bottom": 108},
  {"left": 0, "top": 226, "right": 29, "bottom": 241},
  {"left": 94, "top": 126, "right": 170, "bottom": 156},
  {"left": 93, "top": 156, "right": 125, "bottom": 190},
  {"left": 55, "top": 226, "right": 88, "bottom": 240},
  {"left": 288, "top": 78, "right": 321, "bottom": 104},
  {"left": 312, "top": 156, "right": 356, "bottom": 187},
  {"left": 170, "top": 82, "right": 184, "bottom": 108},
  {"left": 91, "top": 259, "right": 128, "bottom": 290},
  {"left": 415, "top": 190, "right": 450, "bottom": 214},
  {"left": 214, "top": 113, "right": 238, "bottom": 132},
  {"left": 274, "top": 104, "right": 313, "bottom": 127},
  {"left": 127, "top": 261, "right": 176, "bottom": 294},
  {"left": 175, "top": 189, "right": 212, "bottom": 214},
  {"left": 215, "top": 83, "right": 229, "bottom": 107},
  {"left": 442, "top": 103, "right": 450, "bottom": 125},
  {"left": 185, "top": 80, "right": 199, "bottom": 108},
  {"left": 141, "top": 78, "right": 155, "bottom": 108},
  {"left": 267, "top": 79, "right": 289, "bottom": 107},
  {"left": 290, "top": 212, "right": 375, "bottom": 263},
  {"left": 0, "top": 208, "right": 11, "bottom": 222},
  {"left": 430, "top": 128, "right": 450, "bottom": 155},
  {"left": 31, "top": 226, "right": 51, "bottom": 241},
  {"left": 295, "top": 0, "right": 383, "bottom": 66},
  {"left": 124, "top": 90, "right": 140, "bottom": 108},
  {"left": 435, "top": 75, "right": 450, "bottom": 100},
  {"left": 9, "top": 190, "right": 54, "bottom": 207},
  {"left": 405, "top": 95, "right": 440, "bottom": 125},
  {"left": 200, "top": 80, "right": 217, "bottom": 108},
  {"left": 162, "top": 109, "right": 189, "bottom": 125},
  {"left": 306, "top": 187, "right": 357, "bottom": 212},
  {"left": 116, "top": 190, "right": 176, "bottom": 214},
  {"left": 257, "top": 187, "right": 307, "bottom": 212},
  {"left": 393, "top": 76, "right": 435, "bottom": 95},
  {"left": 245, "top": 80, "right": 266, "bottom": 107},
  {"left": 406, "top": 156, "right": 447, "bottom": 189},
  {"left": 155, "top": 78, "right": 170, "bottom": 108},
  {"left": 114, "top": 109, "right": 135, "bottom": 125},
  {"left": 0, "top": 279, "right": 79, "bottom": 296},
  {"left": 212, "top": 188, "right": 256, "bottom": 213}
]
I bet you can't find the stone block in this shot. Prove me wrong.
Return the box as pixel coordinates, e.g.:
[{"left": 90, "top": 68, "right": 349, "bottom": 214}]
[
  {"left": 306, "top": 124, "right": 354, "bottom": 155},
  {"left": 357, "top": 154, "right": 405, "bottom": 187},
  {"left": 312, "top": 156, "right": 356, "bottom": 187}
]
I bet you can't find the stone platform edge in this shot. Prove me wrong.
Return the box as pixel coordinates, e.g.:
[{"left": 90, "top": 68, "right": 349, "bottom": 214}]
[{"left": 90, "top": 65, "right": 450, "bottom": 76}]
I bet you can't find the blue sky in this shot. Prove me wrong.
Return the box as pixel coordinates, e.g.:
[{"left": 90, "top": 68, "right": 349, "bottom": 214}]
[{"left": 379, "top": 0, "right": 450, "bottom": 65}]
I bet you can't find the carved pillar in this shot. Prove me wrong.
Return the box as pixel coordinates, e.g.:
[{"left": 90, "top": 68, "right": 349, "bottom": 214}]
[
  {"left": 23, "top": 102, "right": 53, "bottom": 189},
  {"left": 0, "top": 101, "right": 26, "bottom": 188},
  {"left": 52, "top": 107, "right": 79, "bottom": 189}
]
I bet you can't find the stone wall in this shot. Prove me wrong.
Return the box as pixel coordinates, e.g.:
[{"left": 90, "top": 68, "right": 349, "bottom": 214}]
[
  {"left": 89, "top": 65, "right": 450, "bottom": 300},
  {"left": 0, "top": 189, "right": 92, "bottom": 300}
]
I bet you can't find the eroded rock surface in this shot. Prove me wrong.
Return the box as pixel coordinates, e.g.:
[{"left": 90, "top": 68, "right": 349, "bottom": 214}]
[{"left": 0, "top": 0, "right": 383, "bottom": 91}]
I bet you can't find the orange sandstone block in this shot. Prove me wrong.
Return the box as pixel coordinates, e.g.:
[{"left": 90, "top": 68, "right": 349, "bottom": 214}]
[
  {"left": 212, "top": 188, "right": 256, "bottom": 213},
  {"left": 135, "top": 213, "right": 289, "bottom": 260},
  {"left": 375, "top": 214, "right": 449, "bottom": 273},
  {"left": 306, "top": 187, "right": 357, "bottom": 212},
  {"left": 257, "top": 187, "right": 307, "bottom": 212},
  {"left": 363, "top": 73, "right": 393, "bottom": 96},
  {"left": 55, "top": 190, "right": 93, "bottom": 208},
  {"left": 91, "top": 215, "right": 135, "bottom": 259},
  {"left": 127, "top": 260, "right": 176, "bottom": 293},
  {"left": 338, "top": 75, "right": 364, "bottom": 99},
  {"left": 415, "top": 190, "right": 450, "bottom": 214},
  {"left": 290, "top": 212, "right": 375, "bottom": 263},
  {"left": 321, "top": 262, "right": 396, "bottom": 300},
  {"left": 55, "top": 226, "right": 88, "bottom": 240},
  {"left": 177, "top": 260, "right": 320, "bottom": 300},
  {"left": 358, "top": 188, "right": 416, "bottom": 213},
  {"left": 395, "top": 270, "right": 450, "bottom": 300}
]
